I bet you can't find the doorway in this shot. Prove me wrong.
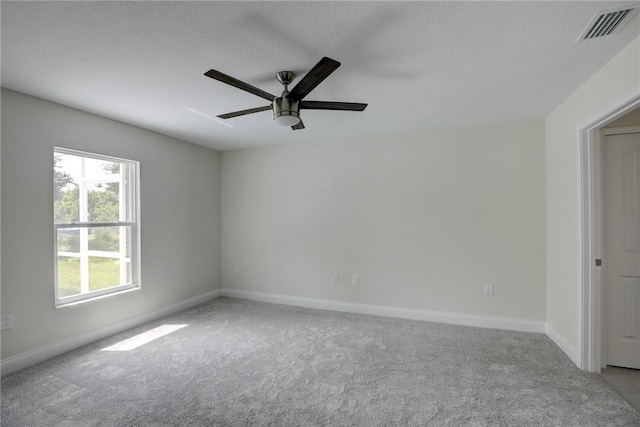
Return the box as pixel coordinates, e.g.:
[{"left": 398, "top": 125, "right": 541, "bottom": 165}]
[{"left": 580, "top": 95, "right": 640, "bottom": 374}]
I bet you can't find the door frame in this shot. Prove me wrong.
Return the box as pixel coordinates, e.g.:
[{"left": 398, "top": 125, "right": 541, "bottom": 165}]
[{"left": 580, "top": 93, "right": 640, "bottom": 372}]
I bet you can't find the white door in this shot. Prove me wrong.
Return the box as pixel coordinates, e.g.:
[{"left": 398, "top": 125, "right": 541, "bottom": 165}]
[{"left": 604, "top": 129, "right": 640, "bottom": 369}]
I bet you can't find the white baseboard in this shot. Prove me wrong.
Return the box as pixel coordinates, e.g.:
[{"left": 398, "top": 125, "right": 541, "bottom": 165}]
[
  {"left": 219, "top": 288, "right": 546, "bottom": 334},
  {"left": 0, "top": 289, "right": 221, "bottom": 376},
  {"left": 545, "top": 323, "right": 580, "bottom": 367},
  {"left": 2, "top": 288, "right": 581, "bottom": 376}
]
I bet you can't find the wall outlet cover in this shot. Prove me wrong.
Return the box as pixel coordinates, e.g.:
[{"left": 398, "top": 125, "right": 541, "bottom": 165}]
[
  {"left": 1, "top": 313, "right": 14, "bottom": 330},
  {"left": 484, "top": 284, "right": 494, "bottom": 296}
]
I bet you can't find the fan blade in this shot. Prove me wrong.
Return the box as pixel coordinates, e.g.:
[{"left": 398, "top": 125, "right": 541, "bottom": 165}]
[
  {"left": 300, "top": 101, "right": 367, "bottom": 111},
  {"left": 292, "top": 120, "right": 305, "bottom": 130},
  {"left": 286, "top": 57, "right": 341, "bottom": 101},
  {"left": 204, "top": 69, "right": 275, "bottom": 102},
  {"left": 217, "top": 105, "right": 272, "bottom": 119}
]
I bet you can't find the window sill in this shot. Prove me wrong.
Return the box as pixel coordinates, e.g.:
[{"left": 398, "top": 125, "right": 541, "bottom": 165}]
[{"left": 55, "top": 285, "right": 140, "bottom": 308}]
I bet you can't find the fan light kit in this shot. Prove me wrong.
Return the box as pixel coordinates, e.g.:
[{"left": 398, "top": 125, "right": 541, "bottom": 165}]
[{"left": 204, "top": 57, "right": 367, "bottom": 130}]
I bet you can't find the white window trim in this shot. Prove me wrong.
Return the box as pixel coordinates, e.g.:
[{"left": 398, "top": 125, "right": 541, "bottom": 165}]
[{"left": 54, "top": 147, "right": 141, "bottom": 307}]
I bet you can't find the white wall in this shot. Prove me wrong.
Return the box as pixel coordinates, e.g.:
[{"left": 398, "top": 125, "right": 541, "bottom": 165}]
[
  {"left": 1, "top": 89, "right": 221, "bottom": 361},
  {"left": 222, "top": 119, "right": 546, "bottom": 322},
  {"left": 545, "top": 36, "right": 640, "bottom": 363}
]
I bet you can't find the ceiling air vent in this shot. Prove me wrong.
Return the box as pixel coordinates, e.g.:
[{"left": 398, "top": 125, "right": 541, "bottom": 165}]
[{"left": 577, "top": 4, "right": 639, "bottom": 42}]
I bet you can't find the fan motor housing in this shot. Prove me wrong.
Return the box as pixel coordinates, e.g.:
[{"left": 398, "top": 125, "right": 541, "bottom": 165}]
[{"left": 273, "top": 97, "right": 300, "bottom": 121}]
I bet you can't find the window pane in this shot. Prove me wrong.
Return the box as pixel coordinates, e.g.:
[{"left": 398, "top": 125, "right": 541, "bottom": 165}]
[
  {"left": 84, "top": 157, "right": 119, "bottom": 180},
  {"left": 87, "top": 185, "right": 120, "bottom": 222},
  {"left": 54, "top": 153, "right": 80, "bottom": 223},
  {"left": 89, "top": 257, "right": 120, "bottom": 291},
  {"left": 88, "top": 226, "right": 121, "bottom": 252},
  {"left": 57, "top": 256, "right": 81, "bottom": 298},
  {"left": 54, "top": 188, "right": 80, "bottom": 224},
  {"left": 57, "top": 228, "right": 80, "bottom": 253}
]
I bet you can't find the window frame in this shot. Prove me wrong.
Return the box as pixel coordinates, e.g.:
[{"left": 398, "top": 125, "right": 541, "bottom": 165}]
[{"left": 53, "top": 147, "right": 141, "bottom": 307}]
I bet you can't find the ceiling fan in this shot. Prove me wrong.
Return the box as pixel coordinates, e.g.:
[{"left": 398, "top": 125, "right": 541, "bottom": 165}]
[{"left": 204, "top": 57, "right": 367, "bottom": 130}]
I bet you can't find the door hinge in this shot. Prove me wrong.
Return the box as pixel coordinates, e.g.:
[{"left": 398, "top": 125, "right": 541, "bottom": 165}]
[{"left": 595, "top": 259, "right": 602, "bottom": 266}]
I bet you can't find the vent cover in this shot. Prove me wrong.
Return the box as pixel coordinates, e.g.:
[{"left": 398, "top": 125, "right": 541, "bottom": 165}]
[{"left": 577, "top": 5, "right": 639, "bottom": 42}]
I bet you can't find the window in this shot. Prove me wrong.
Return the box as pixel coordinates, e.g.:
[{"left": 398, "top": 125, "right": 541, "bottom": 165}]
[{"left": 54, "top": 148, "right": 140, "bottom": 306}]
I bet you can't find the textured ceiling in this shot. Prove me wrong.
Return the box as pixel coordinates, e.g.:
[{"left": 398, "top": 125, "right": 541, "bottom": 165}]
[{"left": 2, "top": 1, "right": 639, "bottom": 151}]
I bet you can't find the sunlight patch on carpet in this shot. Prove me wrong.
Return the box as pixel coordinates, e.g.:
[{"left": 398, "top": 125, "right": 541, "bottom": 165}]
[{"left": 101, "top": 324, "right": 188, "bottom": 351}]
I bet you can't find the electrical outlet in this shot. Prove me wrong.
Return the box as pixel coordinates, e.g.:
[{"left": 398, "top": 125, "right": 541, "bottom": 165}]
[
  {"left": 331, "top": 274, "right": 340, "bottom": 285},
  {"left": 1, "top": 313, "right": 14, "bottom": 330},
  {"left": 484, "top": 284, "right": 494, "bottom": 296},
  {"left": 352, "top": 275, "right": 359, "bottom": 286}
]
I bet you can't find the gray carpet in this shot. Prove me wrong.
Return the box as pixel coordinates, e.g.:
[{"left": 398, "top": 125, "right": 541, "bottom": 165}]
[{"left": 2, "top": 297, "right": 639, "bottom": 426}]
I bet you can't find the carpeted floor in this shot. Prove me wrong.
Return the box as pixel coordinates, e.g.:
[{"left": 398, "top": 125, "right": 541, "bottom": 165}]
[{"left": 2, "top": 297, "right": 639, "bottom": 426}]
